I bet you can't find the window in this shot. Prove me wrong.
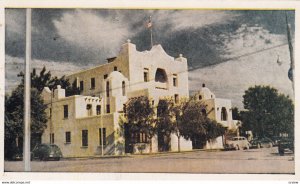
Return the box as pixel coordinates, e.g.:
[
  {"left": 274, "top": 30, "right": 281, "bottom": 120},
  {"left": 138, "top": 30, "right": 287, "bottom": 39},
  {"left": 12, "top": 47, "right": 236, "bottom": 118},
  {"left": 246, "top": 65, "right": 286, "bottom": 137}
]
[
  {"left": 155, "top": 68, "right": 167, "bottom": 83},
  {"left": 50, "top": 133, "right": 54, "bottom": 144},
  {"left": 82, "top": 130, "right": 88, "bottom": 147},
  {"left": 114, "top": 66, "right": 117, "bottom": 71},
  {"left": 143, "top": 68, "right": 149, "bottom": 82},
  {"left": 221, "top": 107, "right": 227, "bottom": 121},
  {"left": 174, "top": 94, "right": 179, "bottom": 104},
  {"left": 106, "top": 104, "right": 110, "bottom": 113},
  {"left": 106, "top": 81, "right": 110, "bottom": 97},
  {"left": 49, "top": 108, "right": 52, "bottom": 119},
  {"left": 122, "top": 81, "right": 126, "bottom": 96},
  {"left": 72, "top": 79, "right": 77, "bottom": 89},
  {"left": 65, "top": 132, "right": 71, "bottom": 143},
  {"left": 132, "top": 132, "right": 148, "bottom": 143},
  {"left": 173, "top": 74, "right": 178, "bottom": 87},
  {"left": 86, "top": 104, "right": 92, "bottom": 116},
  {"left": 99, "top": 128, "right": 107, "bottom": 146},
  {"left": 104, "top": 74, "right": 108, "bottom": 79},
  {"left": 63, "top": 105, "right": 68, "bottom": 119},
  {"left": 199, "top": 95, "right": 202, "bottom": 100},
  {"left": 80, "top": 81, "right": 84, "bottom": 91},
  {"left": 96, "top": 105, "right": 101, "bottom": 115},
  {"left": 90, "top": 78, "right": 95, "bottom": 89}
]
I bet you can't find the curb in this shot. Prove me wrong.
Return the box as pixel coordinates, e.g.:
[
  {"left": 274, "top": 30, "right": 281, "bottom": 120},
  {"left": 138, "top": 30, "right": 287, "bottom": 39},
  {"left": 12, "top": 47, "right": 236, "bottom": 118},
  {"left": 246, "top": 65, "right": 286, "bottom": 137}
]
[{"left": 61, "top": 148, "right": 225, "bottom": 160}]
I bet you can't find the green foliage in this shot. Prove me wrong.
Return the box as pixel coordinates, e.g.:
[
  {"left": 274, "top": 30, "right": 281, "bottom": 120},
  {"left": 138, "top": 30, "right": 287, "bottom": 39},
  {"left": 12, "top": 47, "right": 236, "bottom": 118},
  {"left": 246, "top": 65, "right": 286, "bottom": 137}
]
[
  {"left": 125, "top": 96, "right": 156, "bottom": 139},
  {"left": 5, "top": 66, "right": 78, "bottom": 159},
  {"left": 157, "top": 98, "right": 176, "bottom": 136},
  {"left": 31, "top": 67, "right": 52, "bottom": 92},
  {"left": 122, "top": 96, "right": 227, "bottom": 151},
  {"left": 5, "top": 85, "right": 47, "bottom": 159},
  {"left": 19, "top": 66, "right": 80, "bottom": 96},
  {"left": 241, "top": 85, "right": 294, "bottom": 138},
  {"left": 179, "top": 99, "right": 226, "bottom": 146}
]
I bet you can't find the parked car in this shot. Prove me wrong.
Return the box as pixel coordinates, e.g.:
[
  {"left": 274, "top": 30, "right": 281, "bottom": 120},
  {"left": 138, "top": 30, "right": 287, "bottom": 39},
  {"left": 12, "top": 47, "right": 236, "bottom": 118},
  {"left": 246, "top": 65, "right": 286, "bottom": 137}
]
[
  {"left": 31, "top": 144, "right": 63, "bottom": 161},
  {"left": 278, "top": 138, "right": 294, "bottom": 156},
  {"left": 225, "top": 136, "right": 251, "bottom": 150},
  {"left": 271, "top": 136, "right": 281, "bottom": 147},
  {"left": 250, "top": 137, "right": 273, "bottom": 149}
]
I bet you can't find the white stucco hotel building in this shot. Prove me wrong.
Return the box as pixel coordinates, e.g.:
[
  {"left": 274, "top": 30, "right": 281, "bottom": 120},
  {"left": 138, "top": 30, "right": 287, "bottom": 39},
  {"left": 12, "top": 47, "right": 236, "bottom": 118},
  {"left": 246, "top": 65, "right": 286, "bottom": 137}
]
[{"left": 41, "top": 40, "right": 238, "bottom": 157}]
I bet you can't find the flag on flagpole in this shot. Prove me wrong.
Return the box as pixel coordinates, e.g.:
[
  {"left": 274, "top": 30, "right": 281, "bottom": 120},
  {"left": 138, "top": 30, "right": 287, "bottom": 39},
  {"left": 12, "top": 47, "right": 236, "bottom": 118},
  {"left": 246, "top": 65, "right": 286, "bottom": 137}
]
[{"left": 146, "top": 16, "right": 152, "bottom": 28}]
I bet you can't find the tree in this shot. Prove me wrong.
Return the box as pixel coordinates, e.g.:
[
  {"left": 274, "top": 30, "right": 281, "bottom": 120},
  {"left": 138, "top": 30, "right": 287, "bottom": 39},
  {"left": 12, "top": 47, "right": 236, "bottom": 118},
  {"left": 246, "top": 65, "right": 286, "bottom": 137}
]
[
  {"left": 124, "top": 96, "right": 157, "bottom": 153},
  {"left": 172, "top": 97, "right": 189, "bottom": 152},
  {"left": 241, "top": 85, "right": 294, "bottom": 138},
  {"left": 19, "top": 66, "right": 80, "bottom": 96},
  {"left": 5, "top": 66, "right": 78, "bottom": 159},
  {"left": 156, "top": 98, "right": 177, "bottom": 152},
  {"left": 5, "top": 85, "right": 47, "bottom": 159},
  {"left": 179, "top": 99, "right": 226, "bottom": 149}
]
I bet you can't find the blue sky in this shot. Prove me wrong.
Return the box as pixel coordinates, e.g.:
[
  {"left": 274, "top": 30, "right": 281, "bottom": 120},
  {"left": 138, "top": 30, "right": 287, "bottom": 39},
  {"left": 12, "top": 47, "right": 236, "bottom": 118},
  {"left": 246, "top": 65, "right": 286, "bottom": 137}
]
[{"left": 5, "top": 9, "right": 295, "bottom": 108}]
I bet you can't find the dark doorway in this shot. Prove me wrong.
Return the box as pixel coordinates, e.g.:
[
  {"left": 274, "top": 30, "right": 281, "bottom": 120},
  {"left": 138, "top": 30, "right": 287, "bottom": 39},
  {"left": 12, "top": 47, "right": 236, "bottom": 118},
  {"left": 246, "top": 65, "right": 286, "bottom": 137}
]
[
  {"left": 192, "top": 137, "right": 206, "bottom": 149},
  {"left": 124, "top": 124, "right": 133, "bottom": 153},
  {"left": 157, "top": 131, "right": 171, "bottom": 152}
]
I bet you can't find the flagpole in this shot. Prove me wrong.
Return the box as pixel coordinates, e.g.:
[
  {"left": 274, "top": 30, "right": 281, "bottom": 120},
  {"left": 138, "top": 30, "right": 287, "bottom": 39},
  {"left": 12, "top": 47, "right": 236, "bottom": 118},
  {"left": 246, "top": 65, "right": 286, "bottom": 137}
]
[
  {"left": 150, "top": 26, "right": 153, "bottom": 48},
  {"left": 24, "top": 8, "right": 32, "bottom": 172},
  {"left": 149, "top": 16, "right": 153, "bottom": 48}
]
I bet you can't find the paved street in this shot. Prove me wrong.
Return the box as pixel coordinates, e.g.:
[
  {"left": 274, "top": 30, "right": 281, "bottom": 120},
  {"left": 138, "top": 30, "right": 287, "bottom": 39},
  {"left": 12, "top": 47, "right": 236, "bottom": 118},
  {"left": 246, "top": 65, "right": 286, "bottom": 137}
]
[{"left": 4, "top": 147, "right": 294, "bottom": 174}]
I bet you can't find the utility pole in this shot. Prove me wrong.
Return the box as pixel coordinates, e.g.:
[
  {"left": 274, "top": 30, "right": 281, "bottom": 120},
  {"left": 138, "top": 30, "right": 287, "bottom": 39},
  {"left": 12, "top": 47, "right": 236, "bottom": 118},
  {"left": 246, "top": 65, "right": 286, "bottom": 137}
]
[
  {"left": 24, "top": 8, "right": 32, "bottom": 171},
  {"left": 285, "top": 12, "right": 294, "bottom": 94}
]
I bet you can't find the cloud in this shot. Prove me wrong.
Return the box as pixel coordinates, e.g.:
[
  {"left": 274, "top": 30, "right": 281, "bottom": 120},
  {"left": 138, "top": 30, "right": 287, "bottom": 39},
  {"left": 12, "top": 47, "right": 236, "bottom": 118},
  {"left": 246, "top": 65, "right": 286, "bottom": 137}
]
[
  {"left": 189, "top": 25, "right": 293, "bottom": 109},
  {"left": 5, "top": 9, "right": 25, "bottom": 35},
  {"left": 220, "top": 24, "right": 286, "bottom": 58},
  {"left": 5, "top": 55, "right": 89, "bottom": 94},
  {"left": 154, "top": 10, "right": 237, "bottom": 32},
  {"left": 53, "top": 10, "right": 134, "bottom": 57}
]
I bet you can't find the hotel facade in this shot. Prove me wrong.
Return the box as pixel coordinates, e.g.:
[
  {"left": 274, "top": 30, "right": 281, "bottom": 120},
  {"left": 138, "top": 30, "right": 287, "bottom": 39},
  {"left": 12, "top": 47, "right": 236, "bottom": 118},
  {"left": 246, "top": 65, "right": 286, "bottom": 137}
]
[{"left": 41, "top": 40, "right": 238, "bottom": 157}]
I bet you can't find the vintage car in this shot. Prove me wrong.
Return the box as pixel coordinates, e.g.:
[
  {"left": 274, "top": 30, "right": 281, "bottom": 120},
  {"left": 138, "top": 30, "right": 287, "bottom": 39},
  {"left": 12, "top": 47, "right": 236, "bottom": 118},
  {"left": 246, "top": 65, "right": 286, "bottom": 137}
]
[
  {"left": 31, "top": 144, "right": 63, "bottom": 161},
  {"left": 278, "top": 138, "right": 294, "bottom": 156},
  {"left": 225, "top": 136, "right": 251, "bottom": 150},
  {"left": 250, "top": 137, "right": 273, "bottom": 149}
]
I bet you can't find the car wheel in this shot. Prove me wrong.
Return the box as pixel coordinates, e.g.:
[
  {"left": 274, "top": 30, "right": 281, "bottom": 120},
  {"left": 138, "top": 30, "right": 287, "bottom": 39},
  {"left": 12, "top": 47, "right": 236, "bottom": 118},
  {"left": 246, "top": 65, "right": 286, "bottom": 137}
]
[
  {"left": 245, "top": 144, "right": 250, "bottom": 150},
  {"left": 279, "top": 150, "right": 284, "bottom": 156},
  {"left": 39, "top": 155, "right": 44, "bottom": 161},
  {"left": 235, "top": 145, "right": 239, "bottom": 150}
]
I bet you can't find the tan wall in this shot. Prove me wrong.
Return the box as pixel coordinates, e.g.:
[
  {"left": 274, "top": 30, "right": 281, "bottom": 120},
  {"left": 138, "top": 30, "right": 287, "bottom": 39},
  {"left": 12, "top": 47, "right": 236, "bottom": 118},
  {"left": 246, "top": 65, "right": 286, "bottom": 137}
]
[
  {"left": 41, "top": 88, "right": 121, "bottom": 157},
  {"left": 42, "top": 41, "right": 193, "bottom": 156},
  {"left": 127, "top": 44, "right": 189, "bottom": 101},
  {"left": 213, "top": 98, "right": 233, "bottom": 127},
  {"left": 67, "top": 42, "right": 130, "bottom": 97},
  {"left": 170, "top": 134, "right": 193, "bottom": 152}
]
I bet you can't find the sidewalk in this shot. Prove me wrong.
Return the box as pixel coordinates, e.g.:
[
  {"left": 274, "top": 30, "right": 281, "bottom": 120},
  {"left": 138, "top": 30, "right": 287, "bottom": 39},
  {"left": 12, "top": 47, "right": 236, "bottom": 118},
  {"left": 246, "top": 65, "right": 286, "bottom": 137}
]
[{"left": 62, "top": 148, "right": 224, "bottom": 160}]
